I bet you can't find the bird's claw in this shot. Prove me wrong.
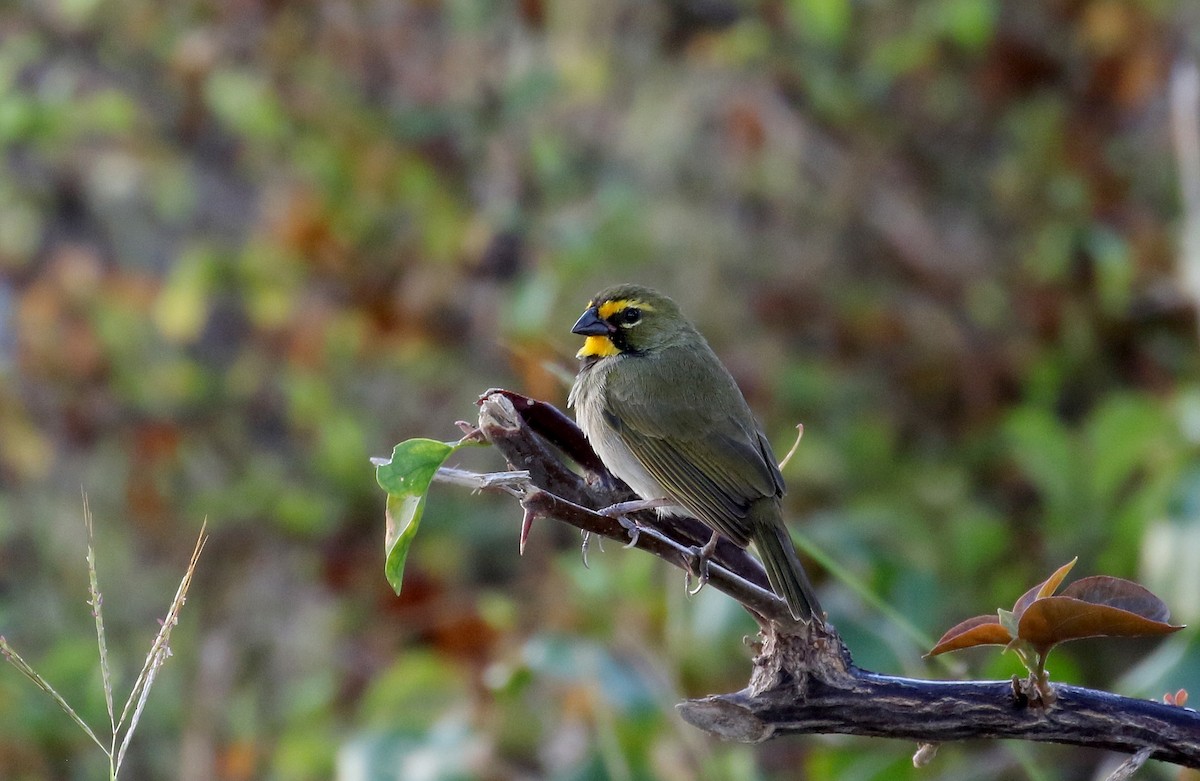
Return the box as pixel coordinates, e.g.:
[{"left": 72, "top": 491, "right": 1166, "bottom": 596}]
[
  {"left": 618, "top": 515, "right": 640, "bottom": 548},
  {"left": 580, "top": 530, "right": 607, "bottom": 568},
  {"left": 685, "top": 564, "right": 711, "bottom": 596},
  {"left": 684, "top": 545, "right": 712, "bottom": 596},
  {"left": 682, "top": 532, "right": 720, "bottom": 598}
]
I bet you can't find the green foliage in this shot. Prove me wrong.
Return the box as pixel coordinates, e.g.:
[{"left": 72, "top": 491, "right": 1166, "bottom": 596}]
[
  {"left": 376, "top": 438, "right": 466, "bottom": 594},
  {"left": 2, "top": 0, "right": 1199, "bottom": 778},
  {"left": 1002, "top": 394, "right": 1180, "bottom": 561},
  {"left": 787, "top": 0, "right": 852, "bottom": 47},
  {"left": 204, "top": 69, "right": 290, "bottom": 143}
]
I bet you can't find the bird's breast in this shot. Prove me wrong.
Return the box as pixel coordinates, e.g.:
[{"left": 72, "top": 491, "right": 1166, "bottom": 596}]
[{"left": 571, "top": 365, "right": 683, "bottom": 512}]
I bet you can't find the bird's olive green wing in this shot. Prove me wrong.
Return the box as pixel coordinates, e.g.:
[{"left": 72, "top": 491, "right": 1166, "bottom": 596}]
[{"left": 602, "top": 345, "right": 784, "bottom": 547}]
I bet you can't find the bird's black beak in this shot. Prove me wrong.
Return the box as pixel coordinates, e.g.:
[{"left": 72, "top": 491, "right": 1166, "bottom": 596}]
[{"left": 571, "top": 307, "right": 612, "bottom": 336}]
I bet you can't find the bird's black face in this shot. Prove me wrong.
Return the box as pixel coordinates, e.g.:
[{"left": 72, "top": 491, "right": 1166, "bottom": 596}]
[{"left": 572, "top": 286, "right": 680, "bottom": 361}]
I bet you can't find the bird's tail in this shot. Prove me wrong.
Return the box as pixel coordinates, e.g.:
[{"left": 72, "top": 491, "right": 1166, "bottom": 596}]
[{"left": 752, "top": 521, "right": 822, "bottom": 623}]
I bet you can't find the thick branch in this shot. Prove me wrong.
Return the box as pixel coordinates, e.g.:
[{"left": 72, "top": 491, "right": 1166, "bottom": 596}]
[
  {"left": 460, "top": 389, "right": 1199, "bottom": 770},
  {"left": 680, "top": 671, "right": 1200, "bottom": 767}
]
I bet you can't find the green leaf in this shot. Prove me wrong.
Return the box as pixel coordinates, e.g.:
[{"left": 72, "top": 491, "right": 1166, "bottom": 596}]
[
  {"left": 376, "top": 439, "right": 459, "bottom": 595},
  {"left": 997, "top": 607, "right": 1019, "bottom": 640}
]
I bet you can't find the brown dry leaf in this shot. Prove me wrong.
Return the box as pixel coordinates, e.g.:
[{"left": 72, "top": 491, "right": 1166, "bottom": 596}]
[{"left": 926, "top": 615, "right": 1013, "bottom": 657}]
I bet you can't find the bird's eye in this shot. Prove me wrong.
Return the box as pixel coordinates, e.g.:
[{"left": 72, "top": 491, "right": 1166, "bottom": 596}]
[{"left": 618, "top": 307, "right": 642, "bottom": 326}]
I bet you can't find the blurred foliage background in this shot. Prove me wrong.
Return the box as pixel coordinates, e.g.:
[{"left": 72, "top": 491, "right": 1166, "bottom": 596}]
[{"left": 2, "top": 0, "right": 1200, "bottom": 779}]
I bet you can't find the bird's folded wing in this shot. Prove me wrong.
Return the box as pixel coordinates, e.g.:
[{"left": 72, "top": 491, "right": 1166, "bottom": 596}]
[{"left": 603, "top": 408, "right": 780, "bottom": 548}]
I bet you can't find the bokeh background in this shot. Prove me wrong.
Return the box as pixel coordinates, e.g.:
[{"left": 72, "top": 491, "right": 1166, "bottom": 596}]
[{"left": 3, "top": 0, "right": 1200, "bottom": 779}]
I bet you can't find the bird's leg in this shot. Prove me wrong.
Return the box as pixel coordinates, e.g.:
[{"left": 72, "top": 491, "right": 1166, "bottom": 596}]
[
  {"left": 684, "top": 530, "right": 721, "bottom": 596},
  {"left": 596, "top": 497, "right": 673, "bottom": 548}
]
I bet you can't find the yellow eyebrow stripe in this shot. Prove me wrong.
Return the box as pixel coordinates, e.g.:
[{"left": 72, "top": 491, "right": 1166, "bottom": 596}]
[{"left": 597, "top": 299, "right": 654, "bottom": 319}]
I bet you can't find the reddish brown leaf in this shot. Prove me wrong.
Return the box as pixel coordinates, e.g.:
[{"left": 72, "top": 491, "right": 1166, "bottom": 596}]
[
  {"left": 1012, "top": 558, "right": 1077, "bottom": 620},
  {"left": 927, "top": 615, "right": 1013, "bottom": 657},
  {"left": 1017, "top": 596, "right": 1184, "bottom": 651},
  {"left": 1059, "top": 576, "right": 1172, "bottom": 622}
]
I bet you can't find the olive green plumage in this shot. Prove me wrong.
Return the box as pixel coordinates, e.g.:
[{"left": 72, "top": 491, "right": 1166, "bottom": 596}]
[{"left": 568, "top": 284, "right": 821, "bottom": 622}]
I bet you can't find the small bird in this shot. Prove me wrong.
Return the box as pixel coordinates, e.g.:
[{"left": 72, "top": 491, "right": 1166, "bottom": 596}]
[{"left": 568, "top": 284, "right": 822, "bottom": 622}]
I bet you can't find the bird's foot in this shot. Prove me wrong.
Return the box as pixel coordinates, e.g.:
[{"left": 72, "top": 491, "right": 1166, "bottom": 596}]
[
  {"left": 596, "top": 497, "right": 672, "bottom": 549},
  {"left": 596, "top": 497, "right": 674, "bottom": 517},
  {"left": 684, "top": 532, "right": 721, "bottom": 596}
]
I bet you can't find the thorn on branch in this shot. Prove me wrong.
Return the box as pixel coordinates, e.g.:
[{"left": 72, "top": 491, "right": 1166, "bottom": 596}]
[
  {"left": 519, "top": 505, "right": 539, "bottom": 555},
  {"left": 912, "top": 742, "right": 939, "bottom": 767},
  {"left": 454, "top": 421, "right": 488, "bottom": 444}
]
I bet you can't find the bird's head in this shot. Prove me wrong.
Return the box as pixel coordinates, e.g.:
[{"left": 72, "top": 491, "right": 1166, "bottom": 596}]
[{"left": 571, "top": 285, "right": 689, "bottom": 360}]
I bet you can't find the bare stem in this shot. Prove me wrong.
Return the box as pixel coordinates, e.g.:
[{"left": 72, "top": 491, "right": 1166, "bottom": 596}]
[
  {"left": 114, "top": 521, "right": 207, "bottom": 774},
  {"left": 0, "top": 636, "right": 108, "bottom": 753}
]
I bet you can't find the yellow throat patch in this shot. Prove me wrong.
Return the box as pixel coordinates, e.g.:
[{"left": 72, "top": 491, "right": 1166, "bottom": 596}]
[
  {"left": 577, "top": 335, "right": 619, "bottom": 358},
  {"left": 575, "top": 298, "right": 654, "bottom": 358}
]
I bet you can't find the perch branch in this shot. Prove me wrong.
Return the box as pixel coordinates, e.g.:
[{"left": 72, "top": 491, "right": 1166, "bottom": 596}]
[
  {"left": 679, "top": 673, "right": 1200, "bottom": 766},
  {"left": 452, "top": 389, "right": 1200, "bottom": 770}
]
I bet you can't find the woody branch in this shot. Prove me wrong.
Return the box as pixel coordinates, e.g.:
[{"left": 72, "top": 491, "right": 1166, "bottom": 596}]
[{"left": 443, "top": 390, "right": 1200, "bottom": 771}]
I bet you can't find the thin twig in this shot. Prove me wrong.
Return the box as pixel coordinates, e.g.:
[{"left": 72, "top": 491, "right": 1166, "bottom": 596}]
[{"left": 433, "top": 466, "right": 530, "bottom": 496}]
